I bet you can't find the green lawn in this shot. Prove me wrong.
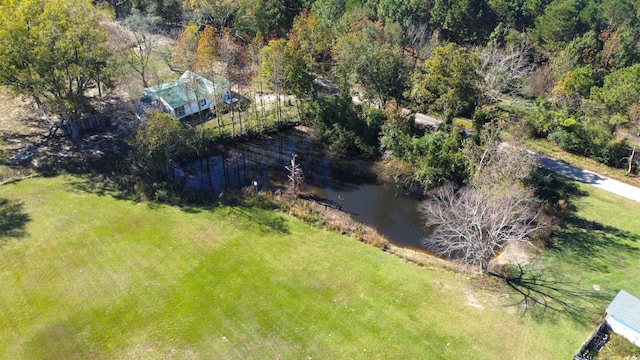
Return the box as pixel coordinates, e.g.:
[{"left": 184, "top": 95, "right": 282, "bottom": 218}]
[
  {"left": 541, "top": 178, "right": 640, "bottom": 298},
  {"left": 0, "top": 175, "right": 622, "bottom": 359}
]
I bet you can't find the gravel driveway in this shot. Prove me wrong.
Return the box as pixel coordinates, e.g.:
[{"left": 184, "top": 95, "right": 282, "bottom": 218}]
[{"left": 539, "top": 155, "right": 640, "bottom": 203}]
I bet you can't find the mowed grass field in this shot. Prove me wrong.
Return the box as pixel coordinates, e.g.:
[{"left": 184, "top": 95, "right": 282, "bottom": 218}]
[
  {"left": 542, "top": 179, "right": 640, "bottom": 298},
  {"left": 0, "top": 176, "right": 625, "bottom": 359}
]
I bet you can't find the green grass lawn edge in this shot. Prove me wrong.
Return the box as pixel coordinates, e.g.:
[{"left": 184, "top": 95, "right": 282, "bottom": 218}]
[{"left": 1, "top": 175, "right": 636, "bottom": 359}]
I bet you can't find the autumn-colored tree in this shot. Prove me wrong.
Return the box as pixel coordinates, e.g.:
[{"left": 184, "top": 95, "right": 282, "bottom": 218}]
[
  {"left": 173, "top": 23, "right": 199, "bottom": 71},
  {"left": 287, "top": 10, "right": 332, "bottom": 73},
  {"left": 195, "top": 25, "right": 226, "bottom": 133},
  {"left": 196, "top": 25, "right": 218, "bottom": 75}
]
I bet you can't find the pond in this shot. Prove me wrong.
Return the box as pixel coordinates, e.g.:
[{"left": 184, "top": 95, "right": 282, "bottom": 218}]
[{"left": 174, "top": 127, "right": 428, "bottom": 251}]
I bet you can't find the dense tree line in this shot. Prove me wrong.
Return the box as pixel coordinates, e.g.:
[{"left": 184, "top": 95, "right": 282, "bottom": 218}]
[
  {"left": 5, "top": 0, "right": 640, "bottom": 173},
  {"left": 7, "top": 0, "right": 638, "bottom": 271}
]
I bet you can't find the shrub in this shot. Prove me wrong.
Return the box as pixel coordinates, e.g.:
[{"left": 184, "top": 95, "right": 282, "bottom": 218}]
[{"left": 548, "top": 129, "right": 586, "bottom": 154}]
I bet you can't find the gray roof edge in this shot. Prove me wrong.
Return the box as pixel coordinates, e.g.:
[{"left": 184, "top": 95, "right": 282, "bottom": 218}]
[{"left": 606, "top": 290, "right": 640, "bottom": 331}]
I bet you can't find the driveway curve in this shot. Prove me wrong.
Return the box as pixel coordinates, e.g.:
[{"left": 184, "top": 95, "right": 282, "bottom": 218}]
[{"left": 539, "top": 155, "right": 640, "bottom": 203}]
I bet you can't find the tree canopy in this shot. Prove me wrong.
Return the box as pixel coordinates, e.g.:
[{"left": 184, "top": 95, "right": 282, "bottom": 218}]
[
  {"left": 0, "top": 0, "right": 114, "bottom": 141},
  {"left": 409, "top": 43, "right": 482, "bottom": 118}
]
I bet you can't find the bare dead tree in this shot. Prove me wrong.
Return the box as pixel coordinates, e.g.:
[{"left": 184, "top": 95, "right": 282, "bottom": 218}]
[
  {"left": 420, "top": 146, "right": 546, "bottom": 271},
  {"left": 285, "top": 154, "right": 303, "bottom": 194},
  {"left": 404, "top": 23, "right": 434, "bottom": 69},
  {"left": 471, "top": 144, "right": 539, "bottom": 190},
  {"left": 420, "top": 183, "right": 545, "bottom": 272},
  {"left": 478, "top": 38, "right": 535, "bottom": 102},
  {"left": 218, "top": 29, "right": 240, "bottom": 135},
  {"left": 123, "top": 13, "right": 161, "bottom": 88},
  {"left": 462, "top": 119, "right": 504, "bottom": 178}
]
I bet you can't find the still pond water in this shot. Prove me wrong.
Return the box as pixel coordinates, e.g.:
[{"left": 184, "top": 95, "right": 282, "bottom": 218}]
[{"left": 175, "top": 127, "right": 428, "bottom": 251}]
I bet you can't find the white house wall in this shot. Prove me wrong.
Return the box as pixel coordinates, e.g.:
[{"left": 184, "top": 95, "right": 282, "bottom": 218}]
[
  {"left": 159, "top": 98, "right": 173, "bottom": 114},
  {"left": 177, "top": 100, "right": 212, "bottom": 119},
  {"left": 606, "top": 315, "right": 640, "bottom": 347}
]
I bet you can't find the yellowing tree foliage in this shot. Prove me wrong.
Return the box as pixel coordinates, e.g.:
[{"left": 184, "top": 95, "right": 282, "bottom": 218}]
[
  {"left": 197, "top": 25, "right": 218, "bottom": 73},
  {"left": 174, "top": 23, "right": 199, "bottom": 70}
]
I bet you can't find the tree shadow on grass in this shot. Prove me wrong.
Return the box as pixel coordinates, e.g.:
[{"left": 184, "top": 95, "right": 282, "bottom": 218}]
[
  {"left": 0, "top": 198, "right": 30, "bottom": 244},
  {"left": 492, "top": 170, "right": 632, "bottom": 322},
  {"left": 223, "top": 205, "right": 290, "bottom": 234},
  {"left": 527, "top": 168, "right": 588, "bottom": 213},
  {"left": 548, "top": 216, "right": 640, "bottom": 273},
  {"left": 489, "top": 263, "right": 613, "bottom": 324},
  {"left": 68, "top": 177, "right": 137, "bottom": 202}
]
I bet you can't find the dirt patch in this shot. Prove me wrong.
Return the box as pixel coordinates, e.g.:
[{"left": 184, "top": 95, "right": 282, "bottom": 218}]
[
  {"left": 0, "top": 90, "right": 42, "bottom": 143},
  {"left": 465, "top": 288, "right": 484, "bottom": 309},
  {"left": 491, "top": 241, "right": 536, "bottom": 267},
  {"left": 0, "top": 87, "right": 135, "bottom": 179}
]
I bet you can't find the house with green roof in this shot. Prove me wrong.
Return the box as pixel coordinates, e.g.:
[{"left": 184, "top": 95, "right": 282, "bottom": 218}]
[{"left": 141, "top": 71, "right": 231, "bottom": 120}]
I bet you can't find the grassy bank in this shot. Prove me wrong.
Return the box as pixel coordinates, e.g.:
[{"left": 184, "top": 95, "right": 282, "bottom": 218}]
[{"left": 0, "top": 175, "right": 613, "bottom": 359}]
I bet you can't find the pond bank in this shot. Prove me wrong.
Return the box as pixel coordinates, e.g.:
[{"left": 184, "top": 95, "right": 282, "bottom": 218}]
[{"left": 175, "top": 126, "right": 431, "bottom": 251}]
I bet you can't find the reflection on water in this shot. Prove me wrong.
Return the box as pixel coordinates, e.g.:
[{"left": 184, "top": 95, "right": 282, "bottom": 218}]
[{"left": 175, "top": 127, "right": 427, "bottom": 250}]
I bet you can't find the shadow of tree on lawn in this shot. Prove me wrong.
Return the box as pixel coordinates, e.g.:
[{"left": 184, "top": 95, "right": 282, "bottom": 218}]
[
  {"left": 548, "top": 216, "right": 640, "bottom": 273},
  {"left": 0, "top": 198, "right": 30, "bottom": 244},
  {"left": 490, "top": 263, "right": 613, "bottom": 324},
  {"left": 223, "top": 205, "right": 290, "bottom": 234},
  {"left": 494, "top": 169, "right": 636, "bottom": 322},
  {"left": 498, "top": 215, "right": 639, "bottom": 322},
  {"left": 527, "top": 168, "right": 588, "bottom": 214}
]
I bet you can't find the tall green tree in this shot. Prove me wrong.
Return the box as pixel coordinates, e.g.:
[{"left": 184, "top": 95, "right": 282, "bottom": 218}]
[
  {"left": 409, "top": 43, "right": 482, "bottom": 118},
  {"left": 135, "top": 112, "right": 183, "bottom": 180},
  {"left": 532, "top": 0, "right": 601, "bottom": 50},
  {"left": 489, "top": 0, "right": 540, "bottom": 29},
  {"left": 333, "top": 20, "right": 409, "bottom": 108},
  {"left": 235, "top": 0, "right": 303, "bottom": 38},
  {"left": 376, "top": 0, "right": 430, "bottom": 31},
  {"left": 0, "top": 0, "right": 115, "bottom": 141},
  {"left": 261, "top": 39, "right": 287, "bottom": 121},
  {"left": 430, "top": 0, "right": 497, "bottom": 44},
  {"left": 591, "top": 64, "right": 640, "bottom": 117}
]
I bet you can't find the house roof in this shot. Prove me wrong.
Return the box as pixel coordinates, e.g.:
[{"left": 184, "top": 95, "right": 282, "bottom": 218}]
[
  {"left": 144, "top": 71, "right": 229, "bottom": 110},
  {"left": 606, "top": 290, "right": 640, "bottom": 332}
]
